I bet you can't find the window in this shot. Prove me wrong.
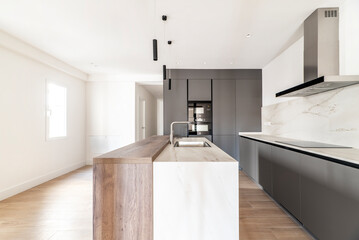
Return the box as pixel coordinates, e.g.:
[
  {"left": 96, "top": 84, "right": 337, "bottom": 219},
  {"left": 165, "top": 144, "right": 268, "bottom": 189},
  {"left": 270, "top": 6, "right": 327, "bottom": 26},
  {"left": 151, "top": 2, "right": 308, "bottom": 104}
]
[{"left": 46, "top": 83, "right": 67, "bottom": 139}]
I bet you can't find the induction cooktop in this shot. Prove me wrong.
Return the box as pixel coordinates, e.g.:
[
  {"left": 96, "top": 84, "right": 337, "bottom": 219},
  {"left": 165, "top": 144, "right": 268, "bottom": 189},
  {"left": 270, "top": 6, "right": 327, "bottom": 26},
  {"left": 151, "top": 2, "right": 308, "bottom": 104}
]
[{"left": 275, "top": 140, "right": 351, "bottom": 148}]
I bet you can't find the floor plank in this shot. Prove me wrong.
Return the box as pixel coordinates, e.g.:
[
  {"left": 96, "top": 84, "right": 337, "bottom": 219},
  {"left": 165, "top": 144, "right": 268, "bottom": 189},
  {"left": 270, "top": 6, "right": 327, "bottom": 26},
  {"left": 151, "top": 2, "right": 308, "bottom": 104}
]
[{"left": 0, "top": 166, "right": 312, "bottom": 240}]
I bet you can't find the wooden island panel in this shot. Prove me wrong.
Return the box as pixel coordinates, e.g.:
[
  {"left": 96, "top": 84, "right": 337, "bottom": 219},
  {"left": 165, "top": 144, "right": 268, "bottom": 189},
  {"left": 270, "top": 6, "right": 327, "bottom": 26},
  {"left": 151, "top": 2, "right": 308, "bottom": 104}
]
[
  {"left": 94, "top": 163, "right": 153, "bottom": 240},
  {"left": 93, "top": 136, "right": 169, "bottom": 240}
]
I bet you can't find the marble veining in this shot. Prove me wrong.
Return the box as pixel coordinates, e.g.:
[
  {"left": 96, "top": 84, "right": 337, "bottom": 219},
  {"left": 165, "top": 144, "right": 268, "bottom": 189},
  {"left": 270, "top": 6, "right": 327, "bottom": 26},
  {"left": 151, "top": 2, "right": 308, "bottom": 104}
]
[
  {"left": 262, "top": 84, "right": 359, "bottom": 149},
  {"left": 153, "top": 162, "right": 239, "bottom": 240}
]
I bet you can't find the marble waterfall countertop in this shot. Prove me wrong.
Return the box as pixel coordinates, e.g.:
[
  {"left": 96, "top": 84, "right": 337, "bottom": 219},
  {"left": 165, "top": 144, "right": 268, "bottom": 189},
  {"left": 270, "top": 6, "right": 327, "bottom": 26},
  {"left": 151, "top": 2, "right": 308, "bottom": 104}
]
[
  {"left": 155, "top": 137, "right": 237, "bottom": 162},
  {"left": 239, "top": 133, "right": 359, "bottom": 168}
]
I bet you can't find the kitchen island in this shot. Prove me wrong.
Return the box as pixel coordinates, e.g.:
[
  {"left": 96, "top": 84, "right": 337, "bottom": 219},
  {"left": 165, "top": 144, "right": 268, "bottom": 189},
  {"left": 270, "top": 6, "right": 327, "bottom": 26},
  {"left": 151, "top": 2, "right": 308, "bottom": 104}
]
[{"left": 93, "top": 136, "right": 238, "bottom": 240}]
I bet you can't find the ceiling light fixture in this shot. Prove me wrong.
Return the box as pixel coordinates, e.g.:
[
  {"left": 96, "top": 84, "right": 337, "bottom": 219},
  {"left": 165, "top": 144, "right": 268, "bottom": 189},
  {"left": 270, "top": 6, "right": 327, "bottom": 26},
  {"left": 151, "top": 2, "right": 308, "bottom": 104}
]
[{"left": 246, "top": 33, "right": 251, "bottom": 38}]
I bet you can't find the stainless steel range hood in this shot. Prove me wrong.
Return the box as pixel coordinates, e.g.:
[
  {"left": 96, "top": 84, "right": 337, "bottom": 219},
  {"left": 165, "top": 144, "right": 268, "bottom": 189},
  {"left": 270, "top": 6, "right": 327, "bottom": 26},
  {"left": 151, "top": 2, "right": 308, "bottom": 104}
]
[{"left": 276, "top": 8, "right": 359, "bottom": 97}]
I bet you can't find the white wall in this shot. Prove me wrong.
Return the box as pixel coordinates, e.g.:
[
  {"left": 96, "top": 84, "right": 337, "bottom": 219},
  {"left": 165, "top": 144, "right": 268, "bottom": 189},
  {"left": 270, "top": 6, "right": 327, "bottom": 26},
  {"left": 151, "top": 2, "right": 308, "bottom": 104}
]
[
  {"left": 340, "top": 0, "right": 359, "bottom": 75},
  {"left": 0, "top": 33, "right": 86, "bottom": 201},
  {"left": 262, "top": 37, "right": 303, "bottom": 106},
  {"left": 157, "top": 99, "right": 164, "bottom": 135},
  {"left": 135, "top": 84, "right": 157, "bottom": 140},
  {"left": 86, "top": 81, "right": 136, "bottom": 164}
]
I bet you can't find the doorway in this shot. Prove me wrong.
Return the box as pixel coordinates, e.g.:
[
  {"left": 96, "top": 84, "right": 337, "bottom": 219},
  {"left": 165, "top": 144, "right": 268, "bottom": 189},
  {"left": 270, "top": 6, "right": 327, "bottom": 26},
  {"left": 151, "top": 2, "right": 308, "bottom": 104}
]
[{"left": 139, "top": 99, "right": 146, "bottom": 140}]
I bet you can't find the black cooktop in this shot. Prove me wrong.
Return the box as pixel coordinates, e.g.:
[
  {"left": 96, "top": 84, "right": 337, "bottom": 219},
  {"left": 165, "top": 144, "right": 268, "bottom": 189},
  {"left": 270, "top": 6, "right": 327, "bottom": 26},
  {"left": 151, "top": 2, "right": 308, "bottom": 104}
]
[{"left": 275, "top": 140, "right": 351, "bottom": 148}]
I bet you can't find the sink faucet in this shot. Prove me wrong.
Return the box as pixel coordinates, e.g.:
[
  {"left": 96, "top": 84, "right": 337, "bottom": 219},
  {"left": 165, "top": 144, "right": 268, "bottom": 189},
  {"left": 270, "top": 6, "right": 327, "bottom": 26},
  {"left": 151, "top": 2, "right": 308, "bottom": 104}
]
[{"left": 170, "top": 121, "right": 191, "bottom": 144}]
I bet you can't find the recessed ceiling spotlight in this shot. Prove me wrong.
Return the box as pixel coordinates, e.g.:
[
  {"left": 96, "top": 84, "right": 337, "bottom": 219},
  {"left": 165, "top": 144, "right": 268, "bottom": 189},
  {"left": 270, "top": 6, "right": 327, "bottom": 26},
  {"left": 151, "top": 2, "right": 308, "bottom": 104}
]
[
  {"left": 176, "top": 61, "right": 180, "bottom": 65},
  {"left": 246, "top": 33, "right": 251, "bottom": 38},
  {"left": 203, "top": 61, "right": 207, "bottom": 65}
]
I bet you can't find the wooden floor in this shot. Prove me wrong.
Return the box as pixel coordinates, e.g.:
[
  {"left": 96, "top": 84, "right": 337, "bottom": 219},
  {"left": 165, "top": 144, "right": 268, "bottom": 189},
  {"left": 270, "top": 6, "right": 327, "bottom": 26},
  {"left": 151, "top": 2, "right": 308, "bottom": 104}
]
[
  {"left": 239, "top": 171, "right": 312, "bottom": 240},
  {"left": 0, "top": 166, "right": 312, "bottom": 240},
  {"left": 0, "top": 167, "right": 92, "bottom": 240}
]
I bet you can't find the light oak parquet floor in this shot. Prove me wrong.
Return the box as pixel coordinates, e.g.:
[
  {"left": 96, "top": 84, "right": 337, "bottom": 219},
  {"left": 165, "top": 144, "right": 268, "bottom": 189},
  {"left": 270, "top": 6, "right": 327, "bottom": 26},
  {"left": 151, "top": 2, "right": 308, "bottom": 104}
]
[{"left": 0, "top": 166, "right": 312, "bottom": 240}]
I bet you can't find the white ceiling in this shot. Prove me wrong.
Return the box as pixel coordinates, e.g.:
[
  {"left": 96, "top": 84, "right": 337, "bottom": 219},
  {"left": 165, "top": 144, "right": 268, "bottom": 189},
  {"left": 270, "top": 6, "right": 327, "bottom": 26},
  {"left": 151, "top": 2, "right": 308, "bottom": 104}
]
[{"left": 0, "top": 0, "right": 341, "bottom": 77}]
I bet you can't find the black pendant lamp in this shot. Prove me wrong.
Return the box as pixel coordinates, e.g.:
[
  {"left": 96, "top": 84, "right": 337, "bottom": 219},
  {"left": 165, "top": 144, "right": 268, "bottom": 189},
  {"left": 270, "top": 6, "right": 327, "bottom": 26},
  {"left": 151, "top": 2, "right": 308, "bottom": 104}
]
[
  {"left": 153, "top": 39, "right": 158, "bottom": 61},
  {"left": 163, "top": 65, "right": 166, "bottom": 80}
]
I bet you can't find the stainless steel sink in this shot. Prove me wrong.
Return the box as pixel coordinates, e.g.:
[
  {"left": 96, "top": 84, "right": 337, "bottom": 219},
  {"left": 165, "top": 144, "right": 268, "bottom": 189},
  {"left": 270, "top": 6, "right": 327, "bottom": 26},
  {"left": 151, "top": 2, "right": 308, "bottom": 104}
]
[{"left": 174, "top": 141, "right": 211, "bottom": 147}]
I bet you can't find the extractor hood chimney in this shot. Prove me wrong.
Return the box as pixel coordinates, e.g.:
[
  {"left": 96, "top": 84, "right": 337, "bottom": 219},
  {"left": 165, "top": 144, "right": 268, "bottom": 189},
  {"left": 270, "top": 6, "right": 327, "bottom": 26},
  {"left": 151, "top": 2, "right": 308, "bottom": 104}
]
[{"left": 276, "top": 8, "right": 359, "bottom": 97}]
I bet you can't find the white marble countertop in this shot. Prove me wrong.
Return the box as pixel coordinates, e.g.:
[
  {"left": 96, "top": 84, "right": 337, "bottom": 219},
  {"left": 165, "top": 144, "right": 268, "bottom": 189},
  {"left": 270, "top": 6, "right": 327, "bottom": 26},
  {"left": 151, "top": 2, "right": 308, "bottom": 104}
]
[
  {"left": 239, "top": 134, "right": 359, "bottom": 167},
  {"left": 155, "top": 137, "right": 237, "bottom": 162}
]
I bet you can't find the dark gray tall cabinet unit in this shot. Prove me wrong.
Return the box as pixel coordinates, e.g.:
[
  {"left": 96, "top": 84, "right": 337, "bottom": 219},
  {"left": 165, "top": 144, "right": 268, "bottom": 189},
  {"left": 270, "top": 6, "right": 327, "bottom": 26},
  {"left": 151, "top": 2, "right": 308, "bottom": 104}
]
[
  {"left": 163, "top": 79, "right": 188, "bottom": 137},
  {"left": 213, "top": 79, "right": 236, "bottom": 159},
  {"left": 164, "top": 69, "right": 262, "bottom": 160},
  {"left": 188, "top": 79, "right": 212, "bottom": 101}
]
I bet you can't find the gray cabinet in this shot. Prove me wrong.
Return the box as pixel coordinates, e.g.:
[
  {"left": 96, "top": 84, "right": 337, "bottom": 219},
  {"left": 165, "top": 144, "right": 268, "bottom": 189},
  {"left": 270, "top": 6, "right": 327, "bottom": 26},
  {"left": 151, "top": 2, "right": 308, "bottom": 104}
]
[
  {"left": 213, "top": 135, "right": 236, "bottom": 159},
  {"left": 271, "top": 146, "right": 301, "bottom": 221},
  {"left": 236, "top": 79, "right": 262, "bottom": 132},
  {"left": 188, "top": 79, "right": 211, "bottom": 101},
  {"left": 300, "top": 155, "right": 359, "bottom": 240},
  {"left": 213, "top": 80, "right": 236, "bottom": 135},
  {"left": 240, "top": 137, "right": 359, "bottom": 240},
  {"left": 213, "top": 79, "right": 237, "bottom": 160},
  {"left": 258, "top": 142, "right": 272, "bottom": 195},
  {"left": 239, "top": 137, "right": 258, "bottom": 182},
  {"left": 300, "top": 155, "right": 333, "bottom": 240},
  {"left": 163, "top": 79, "right": 187, "bottom": 136},
  {"left": 328, "top": 162, "right": 359, "bottom": 240}
]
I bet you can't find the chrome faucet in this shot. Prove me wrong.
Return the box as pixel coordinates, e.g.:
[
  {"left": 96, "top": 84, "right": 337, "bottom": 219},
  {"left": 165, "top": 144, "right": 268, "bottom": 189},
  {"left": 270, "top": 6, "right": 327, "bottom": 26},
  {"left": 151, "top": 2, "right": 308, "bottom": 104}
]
[{"left": 170, "top": 121, "right": 191, "bottom": 144}]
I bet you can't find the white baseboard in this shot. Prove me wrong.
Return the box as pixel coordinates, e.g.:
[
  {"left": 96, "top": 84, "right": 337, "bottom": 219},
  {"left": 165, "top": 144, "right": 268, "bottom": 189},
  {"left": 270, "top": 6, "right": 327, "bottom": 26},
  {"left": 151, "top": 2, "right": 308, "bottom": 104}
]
[{"left": 0, "top": 162, "right": 86, "bottom": 201}]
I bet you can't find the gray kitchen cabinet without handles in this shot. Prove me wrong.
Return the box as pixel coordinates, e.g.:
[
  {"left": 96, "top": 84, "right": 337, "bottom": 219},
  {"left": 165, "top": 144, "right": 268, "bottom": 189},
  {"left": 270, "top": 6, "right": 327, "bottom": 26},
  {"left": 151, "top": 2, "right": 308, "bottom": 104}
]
[
  {"left": 213, "top": 135, "right": 236, "bottom": 159},
  {"left": 300, "top": 154, "right": 359, "bottom": 240},
  {"left": 188, "top": 79, "right": 212, "bottom": 101},
  {"left": 212, "top": 79, "right": 236, "bottom": 135},
  {"left": 257, "top": 142, "right": 273, "bottom": 196},
  {"left": 163, "top": 79, "right": 188, "bottom": 137},
  {"left": 239, "top": 137, "right": 258, "bottom": 182},
  {"left": 240, "top": 137, "right": 359, "bottom": 240},
  {"left": 271, "top": 146, "right": 301, "bottom": 221}
]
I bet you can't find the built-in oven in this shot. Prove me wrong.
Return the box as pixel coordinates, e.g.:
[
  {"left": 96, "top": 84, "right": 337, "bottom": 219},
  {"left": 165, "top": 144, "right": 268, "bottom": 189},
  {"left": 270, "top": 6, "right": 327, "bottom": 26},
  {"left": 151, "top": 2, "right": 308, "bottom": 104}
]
[{"left": 188, "top": 101, "right": 212, "bottom": 140}]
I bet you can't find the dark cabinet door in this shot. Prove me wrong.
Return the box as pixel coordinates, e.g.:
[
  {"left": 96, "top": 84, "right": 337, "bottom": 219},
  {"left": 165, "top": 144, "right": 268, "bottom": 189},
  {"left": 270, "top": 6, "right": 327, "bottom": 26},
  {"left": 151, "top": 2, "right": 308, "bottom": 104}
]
[
  {"left": 213, "top": 135, "right": 236, "bottom": 159},
  {"left": 188, "top": 79, "right": 212, "bottom": 101},
  {"left": 239, "top": 137, "right": 258, "bottom": 181},
  {"left": 328, "top": 162, "right": 359, "bottom": 240},
  {"left": 271, "top": 146, "right": 301, "bottom": 221},
  {"left": 300, "top": 154, "right": 359, "bottom": 240},
  {"left": 235, "top": 79, "right": 262, "bottom": 132},
  {"left": 257, "top": 142, "right": 272, "bottom": 196},
  {"left": 212, "top": 80, "right": 236, "bottom": 135},
  {"left": 163, "top": 79, "right": 188, "bottom": 136},
  {"left": 300, "top": 154, "right": 334, "bottom": 240}
]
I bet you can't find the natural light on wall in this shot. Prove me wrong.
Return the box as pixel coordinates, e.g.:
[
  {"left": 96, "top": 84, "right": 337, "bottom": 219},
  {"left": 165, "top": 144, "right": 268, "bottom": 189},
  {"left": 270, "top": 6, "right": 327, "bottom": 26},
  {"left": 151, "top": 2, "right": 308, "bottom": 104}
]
[{"left": 46, "top": 83, "right": 67, "bottom": 139}]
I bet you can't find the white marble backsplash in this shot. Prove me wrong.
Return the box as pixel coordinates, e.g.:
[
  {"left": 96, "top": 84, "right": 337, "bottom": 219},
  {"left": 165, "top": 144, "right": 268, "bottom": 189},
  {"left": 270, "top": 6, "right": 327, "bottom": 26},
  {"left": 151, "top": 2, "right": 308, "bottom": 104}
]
[{"left": 262, "top": 84, "right": 359, "bottom": 149}]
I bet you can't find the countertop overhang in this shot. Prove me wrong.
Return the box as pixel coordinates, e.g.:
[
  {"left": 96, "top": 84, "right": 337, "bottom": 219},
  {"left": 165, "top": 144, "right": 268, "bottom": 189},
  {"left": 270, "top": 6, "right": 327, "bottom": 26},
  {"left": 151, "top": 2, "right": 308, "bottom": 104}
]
[
  {"left": 239, "top": 134, "right": 359, "bottom": 168},
  {"left": 94, "top": 135, "right": 170, "bottom": 164},
  {"left": 94, "top": 136, "right": 237, "bottom": 164}
]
